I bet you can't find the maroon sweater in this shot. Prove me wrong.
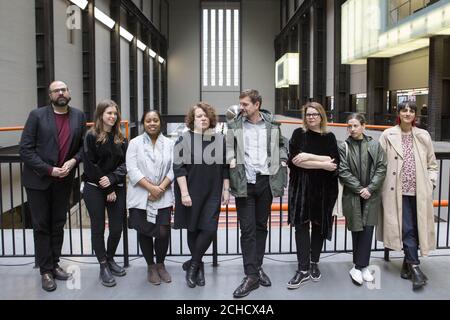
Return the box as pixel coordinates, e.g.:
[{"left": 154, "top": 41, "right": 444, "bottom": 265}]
[{"left": 48, "top": 113, "right": 71, "bottom": 175}]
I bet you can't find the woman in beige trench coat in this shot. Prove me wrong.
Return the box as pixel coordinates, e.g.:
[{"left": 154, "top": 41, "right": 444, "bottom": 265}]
[{"left": 378, "top": 101, "right": 438, "bottom": 291}]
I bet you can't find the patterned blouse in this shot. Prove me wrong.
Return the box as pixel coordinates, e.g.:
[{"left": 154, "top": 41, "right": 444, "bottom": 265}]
[{"left": 401, "top": 133, "right": 416, "bottom": 195}]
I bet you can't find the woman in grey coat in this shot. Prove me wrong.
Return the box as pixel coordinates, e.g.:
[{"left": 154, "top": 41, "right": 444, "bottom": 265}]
[{"left": 339, "top": 113, "right": 386, "bottom": 285}]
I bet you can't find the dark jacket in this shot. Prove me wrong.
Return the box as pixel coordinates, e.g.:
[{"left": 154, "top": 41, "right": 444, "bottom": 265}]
[
  {"left": 226, "top": 110, "right": 288, "bottom": 198},
  {"left": 19, "top": 105, "right": 86, "bottom": 190},
  {"left": 338, "top": 135, "right": 387, "bottom": 232},
  {"left": 82, "top": 130, "right": 128, "bottom": 195},
  {"left": 287, "top": 128, "right": 339, "bottom": 240}
]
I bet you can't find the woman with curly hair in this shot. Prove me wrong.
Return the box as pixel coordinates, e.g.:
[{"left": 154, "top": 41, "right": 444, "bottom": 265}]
[{"left": 173, "top": 102, "right": 230, "bottom": 288}]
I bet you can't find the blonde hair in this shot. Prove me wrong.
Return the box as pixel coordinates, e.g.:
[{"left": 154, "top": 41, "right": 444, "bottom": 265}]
[{"left": 302, "top": 102, "right": 328, "bottom": 134}]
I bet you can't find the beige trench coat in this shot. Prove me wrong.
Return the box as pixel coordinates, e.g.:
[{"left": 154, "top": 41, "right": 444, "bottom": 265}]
[{"left": 377, "top": 126, "right": 438, "bottom": 256}]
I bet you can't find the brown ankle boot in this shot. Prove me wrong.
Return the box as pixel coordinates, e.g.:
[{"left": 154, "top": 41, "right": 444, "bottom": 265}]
[
  {"left": 147, "top": 264, "right": 161, "bottom": 285},
  {"left": 156, "top": 263, "right": 172, "bottom": 283}
]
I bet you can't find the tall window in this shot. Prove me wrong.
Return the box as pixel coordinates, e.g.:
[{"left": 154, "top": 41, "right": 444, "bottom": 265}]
[{"left": 202, "top": 2, "right": 240, "bottom": 91}]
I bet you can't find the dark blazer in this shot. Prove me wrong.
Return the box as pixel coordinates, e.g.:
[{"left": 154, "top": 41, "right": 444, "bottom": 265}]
[{"left": 19, "top": 105, "right": 87, "bottom": 190}]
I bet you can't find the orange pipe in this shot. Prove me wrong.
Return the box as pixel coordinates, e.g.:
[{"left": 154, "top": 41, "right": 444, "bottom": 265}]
[
  {"left": 277, "top": 120, "right": 391, "bottom": 131},
  {"left": 0, "top": 121, "right": 130, "bottom": 139},
  {"left": 220, "top": 201, "right": 448, "bottom": 212}
]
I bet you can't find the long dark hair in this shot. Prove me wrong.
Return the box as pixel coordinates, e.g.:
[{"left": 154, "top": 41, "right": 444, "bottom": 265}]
[
  {"left": 396, "top": 101, "right": 417, "bottom": 126},
  {"left": 90, "top": 99, "right": 124, "bottom": 144}
]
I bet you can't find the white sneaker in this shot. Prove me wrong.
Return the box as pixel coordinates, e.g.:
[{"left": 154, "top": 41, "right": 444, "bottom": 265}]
[
  {"left": 361, "top": 268, "right": 374, "bottom": 282},
  {"left": 349, "top": 267, "right": 363, "bottom": 286}
]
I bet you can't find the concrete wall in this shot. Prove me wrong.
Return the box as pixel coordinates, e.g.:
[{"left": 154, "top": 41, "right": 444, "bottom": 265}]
[
  {"left": 154, "top": 0, "right": 161, "bottom": 30},
  {"left": 150, "top": 57, "right": 155, "bottom": 110},
  {"left": 0, "top": 0, "right": 36, "bottom": 148},
  {"left": 389, "top": 48, "right": 429, "bottom": 91},
  {"left": 95, "top": 0, "right": 111, "bottom": 105},
  {"left": 326, "top": 0, "right": 334, "bottom": 97},
  {"left": 242, "top": 0, "right": 279, "bottom": 113},
  {"left": 350, "top": 64, "right": 367, "bottom": 94},
  {"left": 120, "top": 38, "right": 130, "bottom": 122},
  {"left": 309, "top": 6, "right": 314, "bottom": 98},
  {"left": 137, "top": 50, "right": 144, "bottom": 133},
  {"left": 167, "top": 0, "right": 200, "bottom": 115},
  {"left": 54, "top": 0, "right": 83, "bottom": 112},
  {"left": 168, "top": 0, "right": 279, "bottom": 115}
]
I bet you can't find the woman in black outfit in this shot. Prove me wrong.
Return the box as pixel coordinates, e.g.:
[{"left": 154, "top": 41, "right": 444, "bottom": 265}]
[
  {"left": 173, "top": 102, "right": 230, "bottom": 288},
  {"left": 287, "top": 102, "right": 339, "bottom": 289},
  {"left": 82, "top": 100, "right": 127, "bottom": 287}
]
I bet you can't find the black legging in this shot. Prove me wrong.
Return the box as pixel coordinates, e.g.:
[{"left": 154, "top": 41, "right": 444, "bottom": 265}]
[
  {"left": 187, "top": 230, "right": 216, "bottom": 264},
  {"left": 138, "top": 226, "right": 170, "bottom": 265},
  {"left": 84, "top": 184, "right": 125, "bottom": 262},
  {"left": 295, "top": 222, "right": 324, "bottom": 271}
]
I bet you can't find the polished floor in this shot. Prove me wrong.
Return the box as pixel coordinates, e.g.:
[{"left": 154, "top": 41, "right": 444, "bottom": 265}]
[{"left": 1, "top": 250, "right": 449, "bottom": 300}]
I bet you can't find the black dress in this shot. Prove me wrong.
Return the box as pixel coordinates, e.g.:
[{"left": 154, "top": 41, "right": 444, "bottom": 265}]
[
  {"left": 173, "top": 131, "right": 229, "bottom": 232},
  {"left": 287, "top": 128, "right": 339, "bottom": 240}
]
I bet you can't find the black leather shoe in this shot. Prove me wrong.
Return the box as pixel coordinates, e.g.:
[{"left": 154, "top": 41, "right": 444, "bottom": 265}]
[
  {"left": 41, "top": 273, "right": 57, "bottom": 292},
  {"left": 100, "top": 262, "right": 116, "bottom": 287},
  {"left": 408, "top": 264, "right": 426, "bottom": 290},
  {"left": 258, "top": 267, "right": 271, "bottom": 287},
  {"left": 287, "top": 271, "right": 310, "bottom": 289},
  {"left": 400, "top": 258, "right": 411, "bottom": 279},
  {"left": 233, "top": 276, "right": 260, "bottom": 298},
  {"left": 196, "top": 262, "right": 205, "bottom": 287},
  {"left": 401, "top": 259, "right": 428, "bottom": 282},
  {"left": 52, "top": 266, "right": 72, "bottom": 281},
  {"left": 310, "top": 262, "right": 321, "bottom": 282},
  {"left": 182, "top": 259, "right": 191, "bottom": 271},
  {"left": 186, "top": 261, "right": 199, "bottom": 288},
  {"left": 107, "top": 258, "right": 126, "bottom": 277}
]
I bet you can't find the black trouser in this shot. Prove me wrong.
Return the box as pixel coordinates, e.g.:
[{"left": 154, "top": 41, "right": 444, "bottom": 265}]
[
  {"left": 83, "top": 183, "right": 125, "bottom": 262},
  {"left": 402, "top": 196, "right": 420, "bottom": 265},
  {"left": 26, "top": 180, "right": 73, "bottom": 275},
  {"left": 295, "top": 222, "right": 324, "bottom": 271},
  {"left": 352, "top": 226, "right": 374, "bottom": 269},
  {"left": 235, "top": 175, "right": 273, "bottom": 276}
]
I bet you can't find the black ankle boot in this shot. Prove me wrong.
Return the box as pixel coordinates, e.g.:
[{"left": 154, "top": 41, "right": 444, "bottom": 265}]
[
  {"left": 107, "top": 258, "right": 126, "bottom": 277},
  {"left": 196, "top": 262, "right": 205, "bottom": 286},
  {"left": 186, "top": 261, "right": 199, "bottom": 288},
  {"left": 182, "top": 259, "right": 191, "bottom": 271},
  {"left": 100, "top": 261, "right": 116, "bottom": 287},
  {"left": 408, "top": 264, "right": 426, "bottom": 290},
  {"left": 400, "top": 258, "right": 411, "bottom": 279}
]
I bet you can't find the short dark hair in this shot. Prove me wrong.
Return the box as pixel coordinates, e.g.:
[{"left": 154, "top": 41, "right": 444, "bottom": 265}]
[
  {"left": 185, "top": 102, "right": 217, "bottom": 131},
  {"left": 398, "top": 101, "right": 417, "bottom": 114},
  {"left": 141, "top": 109, "right": 163, "bottom": 126},
  {"left": 239, "top": 89, "right": 262, "bottom": 108},
  {"left": 346, "top": 113, "right": 366, "bottom": 125}
]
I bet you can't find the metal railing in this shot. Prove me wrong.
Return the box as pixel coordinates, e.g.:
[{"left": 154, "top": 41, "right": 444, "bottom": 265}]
[
  {"left": 389, "top": 0, "right": 432, "bottom": 26},
  {"left": 1, "top": 151, "right": 449, "bottom": 266},
  {"left": 1, "top": 119, "right": 449, "bottom": 267}
]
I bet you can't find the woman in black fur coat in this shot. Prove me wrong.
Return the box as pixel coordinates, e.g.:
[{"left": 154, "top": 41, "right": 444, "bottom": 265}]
[{"left": 286, "top": 102, "right": 339, "bottom": 290}]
